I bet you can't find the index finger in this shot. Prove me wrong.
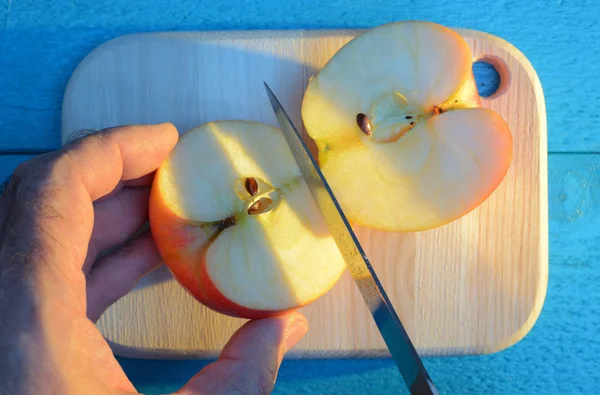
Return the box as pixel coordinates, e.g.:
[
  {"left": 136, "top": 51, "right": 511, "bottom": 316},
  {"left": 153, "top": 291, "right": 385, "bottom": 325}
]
[
  {"left": 0, "top": 123, "right": 178, "bottom": 281},
  {"left": 63, "top": 123, "right": 179, "bottom": 201}
]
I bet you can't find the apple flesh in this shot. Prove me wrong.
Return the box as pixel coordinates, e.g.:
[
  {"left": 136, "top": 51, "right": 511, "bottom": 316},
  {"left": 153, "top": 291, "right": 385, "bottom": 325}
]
[
  {"left": 301, "top": 21, "right": 513, "bottom": 232},
  {"left": 149, "top": 121, "right": 346, "bottom": 319}
]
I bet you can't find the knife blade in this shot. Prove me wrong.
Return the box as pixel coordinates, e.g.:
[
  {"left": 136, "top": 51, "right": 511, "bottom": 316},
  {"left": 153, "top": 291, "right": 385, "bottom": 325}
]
[{"left": 264, "top": 82, "right": 438, "bottom": 395}]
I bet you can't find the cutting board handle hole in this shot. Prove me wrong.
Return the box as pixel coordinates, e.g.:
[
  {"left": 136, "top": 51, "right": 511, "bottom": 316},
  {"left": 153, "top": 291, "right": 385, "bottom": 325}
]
[{"left": 472, "top": 55, "right": 510, "bottom": 99}]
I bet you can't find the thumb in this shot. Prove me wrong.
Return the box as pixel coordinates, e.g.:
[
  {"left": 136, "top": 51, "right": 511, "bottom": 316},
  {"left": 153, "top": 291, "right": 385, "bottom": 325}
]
[{"left": 176, "top": 311, "right": 308, "bottom": 395}]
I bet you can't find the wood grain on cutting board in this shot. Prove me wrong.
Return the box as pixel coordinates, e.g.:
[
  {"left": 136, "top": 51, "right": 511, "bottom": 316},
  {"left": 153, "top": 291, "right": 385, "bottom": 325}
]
[{"left": 61, "top": 28, "right": 548, "bottom": 358}]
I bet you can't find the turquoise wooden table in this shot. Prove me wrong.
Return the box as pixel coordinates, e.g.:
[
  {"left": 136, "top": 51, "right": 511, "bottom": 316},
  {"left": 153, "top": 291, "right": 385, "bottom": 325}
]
[{"left": 1, "top": 1, "right": 598, "bottom": 394}]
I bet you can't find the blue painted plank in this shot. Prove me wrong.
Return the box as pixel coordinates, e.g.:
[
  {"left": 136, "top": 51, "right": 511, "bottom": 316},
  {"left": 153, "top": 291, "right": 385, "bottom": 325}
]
[
  {"left": 1, "top": 0, "right": 598, "bottom": 393},
  {"left": 1, "top": 151, "right": 595, "bottom": 393},
  {"left": 0, "top": 29, "right": 116, "bottom": 152},
  {"left": 0, "top": 0, "right": 599, "bottom": 151}
]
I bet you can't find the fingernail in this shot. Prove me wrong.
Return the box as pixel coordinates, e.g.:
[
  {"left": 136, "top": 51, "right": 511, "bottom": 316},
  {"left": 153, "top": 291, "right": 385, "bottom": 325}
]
[{"left": 283, "top": 317, "right": 308, "bottom": 353}]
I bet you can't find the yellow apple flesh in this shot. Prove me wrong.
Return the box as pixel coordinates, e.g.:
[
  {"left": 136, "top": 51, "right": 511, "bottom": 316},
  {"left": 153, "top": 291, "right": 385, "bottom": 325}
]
[
  {"left": 149, "top": 121, "right": 346, "bottom": 319},
  {"left": 301, "top": 21, "right": 513, "bottom": 232}
]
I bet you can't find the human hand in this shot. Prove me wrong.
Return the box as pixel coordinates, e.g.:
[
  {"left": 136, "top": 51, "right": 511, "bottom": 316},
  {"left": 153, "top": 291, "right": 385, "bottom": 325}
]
[{"left": 0, "top": 124, "right": 308, "bottom": 395}]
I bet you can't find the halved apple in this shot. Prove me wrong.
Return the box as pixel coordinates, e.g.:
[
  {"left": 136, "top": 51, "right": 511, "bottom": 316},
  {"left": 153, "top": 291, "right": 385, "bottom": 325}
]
[
  {"left": 302, "top": 21, "right": 513, "bottom": 232},
  {"left": 149, "top": 121, "right": 346, "bottom": 319}
]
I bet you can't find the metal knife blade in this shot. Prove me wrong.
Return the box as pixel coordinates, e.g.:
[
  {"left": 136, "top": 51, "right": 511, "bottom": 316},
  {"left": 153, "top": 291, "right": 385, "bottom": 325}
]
[{"left": 264, "top": 82, "right": 438, "bottom": 395}]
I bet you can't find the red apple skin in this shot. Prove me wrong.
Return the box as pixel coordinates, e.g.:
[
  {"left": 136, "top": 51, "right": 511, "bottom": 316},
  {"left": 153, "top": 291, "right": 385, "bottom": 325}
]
[{"left": 149, "top": 176, "right": 313, "bottom": 320}]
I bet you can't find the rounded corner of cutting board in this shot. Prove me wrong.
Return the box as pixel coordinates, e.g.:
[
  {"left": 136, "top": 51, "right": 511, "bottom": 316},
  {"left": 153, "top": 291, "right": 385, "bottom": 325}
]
[
  {"left": 479, "top": 271, "right": 549, "bottom": 356},
  {"left": 61, "top": 32, "right": 162, "bottom": 146},
  {"left": 63, "top": 25, "right": 549, "bottom": 359}
]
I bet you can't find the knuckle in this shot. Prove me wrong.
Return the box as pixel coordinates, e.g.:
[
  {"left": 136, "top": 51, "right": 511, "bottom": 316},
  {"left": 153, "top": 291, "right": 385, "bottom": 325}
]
[
  {"left": 224, "top": 366, "right": 277, "bottom": 395},
  {"left": 1, "top": 153, "right": 79, "bottom": 235},
  {"left": 256, "top": 366, "right": 278, "bottom": 394},
  {"left": 12, "top": 153, "right": 66, "bottom": 193},
  {"left": 222, "top": 373, "right": 249, "bottom": 394},
  {"left": 12, "top": 159, "right": 38, "bottom": 186}
]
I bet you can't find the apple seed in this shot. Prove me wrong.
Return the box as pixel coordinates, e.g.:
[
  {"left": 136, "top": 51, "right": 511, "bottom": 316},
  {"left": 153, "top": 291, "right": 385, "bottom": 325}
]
[
  {"left": 356, "top": 113, "right": 372, "bottom": 136},
  {"left": 245, "top": 177, "right": 259, "bottom": 196},
  {"left": 247, "top": 197, "right": 273, "bottom": 215}
]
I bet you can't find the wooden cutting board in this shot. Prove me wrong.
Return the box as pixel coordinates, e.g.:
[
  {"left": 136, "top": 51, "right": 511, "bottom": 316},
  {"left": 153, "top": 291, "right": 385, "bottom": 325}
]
[{"left": 61, "top": 27, "right": 548, "bottom": 359}]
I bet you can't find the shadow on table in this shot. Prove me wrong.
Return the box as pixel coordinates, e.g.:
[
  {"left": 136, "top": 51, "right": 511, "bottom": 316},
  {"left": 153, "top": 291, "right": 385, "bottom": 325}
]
[{"left": 117, "top": 356, "right": 405, "bottom": 393}]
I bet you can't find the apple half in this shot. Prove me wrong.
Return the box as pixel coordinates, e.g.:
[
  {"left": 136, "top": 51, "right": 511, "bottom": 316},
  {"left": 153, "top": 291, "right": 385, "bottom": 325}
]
[
  {"left": 149, "top": 121, "right": 346, "bottom": 319},
  {"left": 302, "top": 21, "right": 513, "bottom": 232}
]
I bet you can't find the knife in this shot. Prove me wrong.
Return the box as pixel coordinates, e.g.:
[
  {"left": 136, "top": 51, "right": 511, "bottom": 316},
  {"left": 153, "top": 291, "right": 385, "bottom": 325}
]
[{"left": 264, "top": 83, "right": 438, "bottom": 395}]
